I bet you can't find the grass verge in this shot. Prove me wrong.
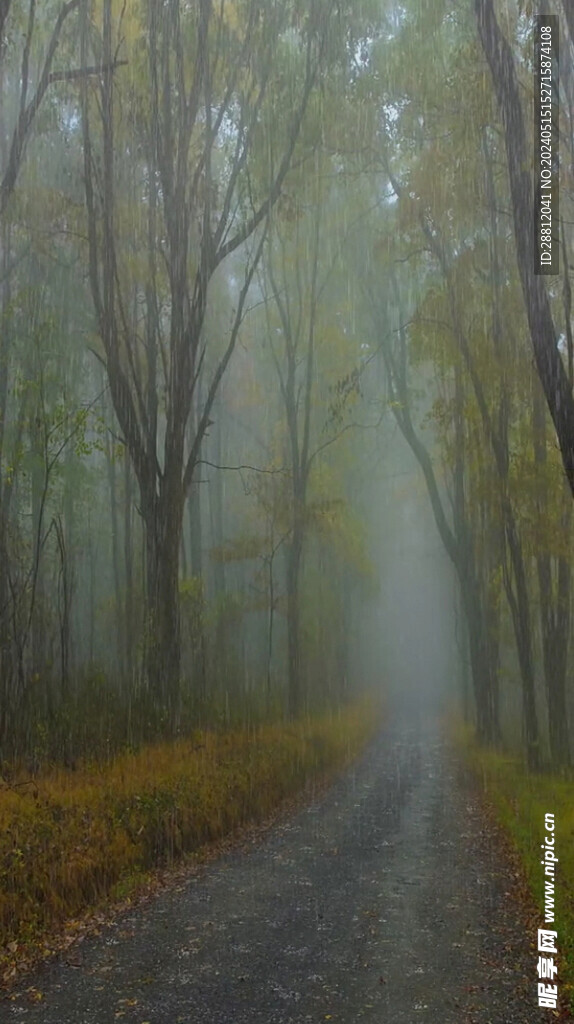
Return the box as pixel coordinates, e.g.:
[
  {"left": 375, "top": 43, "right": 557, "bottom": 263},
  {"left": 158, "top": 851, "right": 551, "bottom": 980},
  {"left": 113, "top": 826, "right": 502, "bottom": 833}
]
[
  {"left": 0, "top": 695, "right": 381, "bottom": 985},
  {"left": 453, "top": 722, "right": 574, "bottom": 1014}
]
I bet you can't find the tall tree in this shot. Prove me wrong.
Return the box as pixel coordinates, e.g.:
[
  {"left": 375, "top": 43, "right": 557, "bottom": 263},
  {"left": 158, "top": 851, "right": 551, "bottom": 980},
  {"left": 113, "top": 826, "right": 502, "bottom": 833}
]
[
  {"left": 79, "top": 0, "right": 345, "bottom": 726},
  {"left": 475, "top": 0, "right": 574, "bottom": 498}
]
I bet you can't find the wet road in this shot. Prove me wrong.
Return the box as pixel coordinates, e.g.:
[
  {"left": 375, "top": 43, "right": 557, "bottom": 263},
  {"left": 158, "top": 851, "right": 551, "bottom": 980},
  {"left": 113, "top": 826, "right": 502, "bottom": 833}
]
[{"left": 2, "top": 719, "right": 551, "bottom": 1023}]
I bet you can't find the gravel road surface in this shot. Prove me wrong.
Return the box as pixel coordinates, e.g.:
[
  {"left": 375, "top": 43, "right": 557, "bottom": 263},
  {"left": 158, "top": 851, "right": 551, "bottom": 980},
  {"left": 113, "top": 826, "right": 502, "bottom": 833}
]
[{"left": 2, "top": 717, "right": 556, "bottom": 1023}]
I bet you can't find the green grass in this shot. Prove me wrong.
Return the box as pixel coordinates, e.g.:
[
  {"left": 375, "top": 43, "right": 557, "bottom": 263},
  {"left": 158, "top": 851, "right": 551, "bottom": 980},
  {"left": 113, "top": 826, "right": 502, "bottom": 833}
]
[{"left": 454, "top": 722, "right": 574, "bottom": 1012}]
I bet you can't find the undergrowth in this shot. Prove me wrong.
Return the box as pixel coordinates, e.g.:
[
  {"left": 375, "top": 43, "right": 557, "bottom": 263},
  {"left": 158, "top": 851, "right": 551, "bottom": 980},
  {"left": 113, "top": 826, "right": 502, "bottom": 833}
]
[
  {"left": 0, "top": 695, "right": 381, "bottom": 983},
  {"left": 454, "top": 722, "right": 574, "bottom": 1014}
]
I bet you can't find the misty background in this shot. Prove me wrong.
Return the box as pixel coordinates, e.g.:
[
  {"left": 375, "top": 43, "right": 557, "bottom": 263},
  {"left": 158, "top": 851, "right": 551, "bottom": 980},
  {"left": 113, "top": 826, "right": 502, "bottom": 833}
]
[{"left": 0, "top": 0, "right": 572, "bottom": 777}]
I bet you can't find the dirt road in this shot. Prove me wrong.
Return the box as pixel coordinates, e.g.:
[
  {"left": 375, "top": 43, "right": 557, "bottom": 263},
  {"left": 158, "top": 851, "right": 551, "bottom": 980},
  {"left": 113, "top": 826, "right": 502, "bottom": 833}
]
[{"left": 2, "top": 718, "right": 554, "bottom": 1023}]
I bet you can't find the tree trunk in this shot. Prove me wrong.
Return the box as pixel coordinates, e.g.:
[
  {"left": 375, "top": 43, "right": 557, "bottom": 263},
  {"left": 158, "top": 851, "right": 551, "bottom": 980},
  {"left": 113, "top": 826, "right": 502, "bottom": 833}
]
[
  {"left": 105, "top": 423, "right": 124, "bottom": 679},
  {"left": 389, "top": 348, "right": 500, "bottom": 745},
  {"left": 209, "top": 407, "right": 226, "bottom": 668},
  {"left": 459, "top": 567, "right": 499, "bottom": 746},
  {"left": 419, "top": 206, "right": 539, "bottom": 767},
  {"left": 286, "top": 514, "right": 304, "bottom": 719},
  {"left": 538, "top": 553, "right": 571, "bottom": 766},
  {"left": 123, "top": 453, "right": 135, "bottom": 682},
  {"left": 532, "top": 370, "right": 571, "bottom": 766},
  {"left": 143, "top": 482, "right": 184, "bottom": 733},
  {"left": 502, "top": 511, "right": 541, "bottom": 770},
  {"left": 54, "top": 515, "right": 71, "bottom": 702},
  {"left": 475, "top": 0, "right": 574, "bottom": 497}
]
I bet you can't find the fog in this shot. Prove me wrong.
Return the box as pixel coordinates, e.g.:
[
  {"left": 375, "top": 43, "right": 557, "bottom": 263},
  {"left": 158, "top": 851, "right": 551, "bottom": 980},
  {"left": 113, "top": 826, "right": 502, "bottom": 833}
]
[
  {"left": 2, "top": 1, "right": 574, "bottom": 1018},
  {"left": 353, "top": 418, "right": 459, "bottom": 724},
  {"left": 0, "top": 0, "right": 571, "bottom": 777}
]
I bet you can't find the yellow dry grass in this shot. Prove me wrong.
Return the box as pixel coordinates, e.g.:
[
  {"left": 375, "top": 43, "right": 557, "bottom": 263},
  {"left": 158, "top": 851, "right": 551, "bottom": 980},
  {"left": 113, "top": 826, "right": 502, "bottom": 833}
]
[{"left": 0, "top": 695, "right": 381, "bottom": 974}]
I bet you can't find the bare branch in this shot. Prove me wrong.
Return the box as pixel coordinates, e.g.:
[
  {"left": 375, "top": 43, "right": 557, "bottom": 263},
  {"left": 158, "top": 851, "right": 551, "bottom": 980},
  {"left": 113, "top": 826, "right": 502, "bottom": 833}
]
[
  {"left": 0, "top": 0, "right": 82, "bottom": 218},
  {"left": 197, "top": 460, "right": 287, "bottom": 475},
  {"left": 48, "top": 60, "right": 128, "bottom": 84}
]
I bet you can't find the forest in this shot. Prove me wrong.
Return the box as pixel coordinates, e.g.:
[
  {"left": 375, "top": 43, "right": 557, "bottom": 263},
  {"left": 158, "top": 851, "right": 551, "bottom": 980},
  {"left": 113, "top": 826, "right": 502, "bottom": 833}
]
[{"left": 0, "top": 0, "right": 574, "bottom": 1019}]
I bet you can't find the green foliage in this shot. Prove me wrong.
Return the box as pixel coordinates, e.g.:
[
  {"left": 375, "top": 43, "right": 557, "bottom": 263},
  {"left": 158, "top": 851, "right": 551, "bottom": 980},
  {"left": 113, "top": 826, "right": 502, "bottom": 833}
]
[{"left": 210, "top": 535, "right": 267, "bottom": 564}]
